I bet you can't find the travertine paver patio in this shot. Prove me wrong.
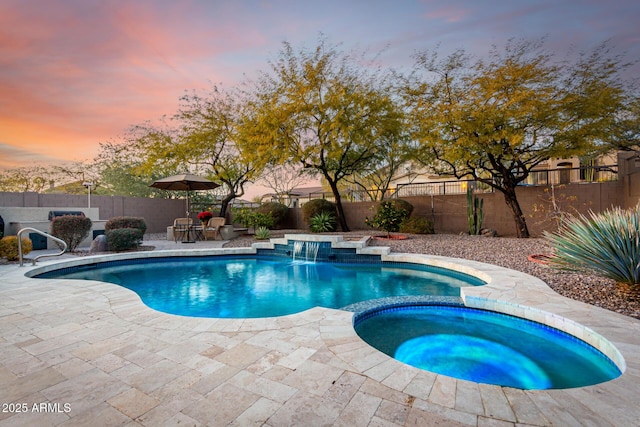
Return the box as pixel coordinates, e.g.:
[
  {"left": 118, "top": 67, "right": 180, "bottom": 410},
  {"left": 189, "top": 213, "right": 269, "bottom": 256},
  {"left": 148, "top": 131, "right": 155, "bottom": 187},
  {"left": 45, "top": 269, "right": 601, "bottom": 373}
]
[{"left": 1, "top": 240, "right": 639, "bottom": 426}]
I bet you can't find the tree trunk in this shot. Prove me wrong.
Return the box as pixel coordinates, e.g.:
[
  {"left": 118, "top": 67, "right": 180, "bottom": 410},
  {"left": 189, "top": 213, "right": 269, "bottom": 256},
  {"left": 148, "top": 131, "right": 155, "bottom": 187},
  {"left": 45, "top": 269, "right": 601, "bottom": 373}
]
[
  {"left": 328, "top": 181, "right": 350, "bottom": 232},
  {"left": 218, "top": 194, "right": 235, "bottom": 219},
  {"left": 502, "top": 185, "right": 530, "bottom": 238}
]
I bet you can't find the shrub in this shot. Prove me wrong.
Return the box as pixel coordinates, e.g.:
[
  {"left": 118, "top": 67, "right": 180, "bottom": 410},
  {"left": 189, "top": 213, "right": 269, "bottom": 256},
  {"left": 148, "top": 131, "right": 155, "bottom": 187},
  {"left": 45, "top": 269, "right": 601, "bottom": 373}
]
[
  {"left": 231, "top": 207, "right": 252, "bottom": 227},
  {"left": 400, "top": 216, "right": 435, "bottom": 234},
  {"left": 231, "top": 207, "right": 274, "bottom": 230},
  {"left": 302, "top": 199, "right": 337, "bottom": 230},
  {"left": 105, "top": 216, "right": 147, "bottom": 235},
  {"left": 106, "top": 228, "right": 143, "bottom": 252},
  {"left": 0, "top": 236, "right": 32, "bottom": 261},
  {"left": 309, "top": 211, "right": 337, "bottom": 233},
  {"left": 254, "top": 226, "right": 271, "bottom": 240},
  {"left": 253, "top": 212, "right": 275, "bottom": 229},
  {"left": 51, "top": 215, "right": 92, "bottom": 251},
  {"left": 257, "top": 202, "right": 289, "bottom": 228},
  {"left": 544, "top": 205, "right": 640, "bottom": 285},
  {"left": 365, "top": 201, "right": 412, "bottom": 237},
  {"left": 390, "top": 199, "right": 414, "bottom": 217}
]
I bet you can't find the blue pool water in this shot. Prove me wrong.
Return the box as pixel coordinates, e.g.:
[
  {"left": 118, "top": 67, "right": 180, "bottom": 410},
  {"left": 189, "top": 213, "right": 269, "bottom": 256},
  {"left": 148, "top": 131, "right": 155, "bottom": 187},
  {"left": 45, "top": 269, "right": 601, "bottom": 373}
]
[
  {"left": 36, "top": 256, "right": 484, "bottom": 318},
  {"left": 354, "top": 304, "right": 622, "bottom": 389}
]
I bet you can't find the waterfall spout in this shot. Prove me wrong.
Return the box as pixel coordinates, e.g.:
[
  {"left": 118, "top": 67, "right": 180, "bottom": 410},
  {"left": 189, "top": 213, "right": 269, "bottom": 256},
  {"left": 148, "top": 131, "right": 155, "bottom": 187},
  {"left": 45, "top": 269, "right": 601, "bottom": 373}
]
[
  {"left": 305, "top": 241, "right": 320, "bottom": 263},
  {"left": 293, "top": 241, "right": 304, "bottom": 262}
]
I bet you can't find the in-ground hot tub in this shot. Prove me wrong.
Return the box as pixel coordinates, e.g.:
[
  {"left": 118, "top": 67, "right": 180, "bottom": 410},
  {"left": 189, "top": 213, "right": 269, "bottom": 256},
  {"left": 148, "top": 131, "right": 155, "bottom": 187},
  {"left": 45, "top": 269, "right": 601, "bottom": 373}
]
[{"left": 354, "top": 303, "right": 623, "bottom": 390}]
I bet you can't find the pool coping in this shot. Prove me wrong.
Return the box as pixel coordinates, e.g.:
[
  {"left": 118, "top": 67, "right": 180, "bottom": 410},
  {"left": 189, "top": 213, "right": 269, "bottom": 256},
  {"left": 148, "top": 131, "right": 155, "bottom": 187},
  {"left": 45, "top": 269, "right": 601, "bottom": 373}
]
[
  {"left": 2, "top": 241, "right": 640, "bottom": 425},
  {"left": 23, "top": 246, "right": 627, "bottom": 373}
]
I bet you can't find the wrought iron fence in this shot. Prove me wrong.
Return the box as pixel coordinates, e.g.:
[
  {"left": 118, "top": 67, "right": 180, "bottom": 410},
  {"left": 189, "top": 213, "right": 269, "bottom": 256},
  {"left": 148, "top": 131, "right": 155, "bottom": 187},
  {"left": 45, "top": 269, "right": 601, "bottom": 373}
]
[
  {"left": 290, "top": 165, "right": 618, "bottom": 203},
  {"left": 523, "top": 165, "right": 617, "bottom": 186}
]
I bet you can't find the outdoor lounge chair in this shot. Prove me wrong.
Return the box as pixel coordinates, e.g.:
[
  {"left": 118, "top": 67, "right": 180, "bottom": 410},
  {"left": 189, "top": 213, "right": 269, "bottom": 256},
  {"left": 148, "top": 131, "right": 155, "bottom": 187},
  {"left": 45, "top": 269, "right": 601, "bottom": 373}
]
[
  {"left": 203, "top": 217, "right": 225, "bottom": 240},
  {"left": 173, "top": 217, "right": 193, "bottom": 242}
]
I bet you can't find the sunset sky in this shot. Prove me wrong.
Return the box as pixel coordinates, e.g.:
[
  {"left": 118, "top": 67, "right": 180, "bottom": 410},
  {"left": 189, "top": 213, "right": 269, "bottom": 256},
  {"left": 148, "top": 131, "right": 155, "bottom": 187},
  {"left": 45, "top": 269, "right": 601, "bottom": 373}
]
[{"left": 1, "top": 0, "right": 639, "bottom": 172}]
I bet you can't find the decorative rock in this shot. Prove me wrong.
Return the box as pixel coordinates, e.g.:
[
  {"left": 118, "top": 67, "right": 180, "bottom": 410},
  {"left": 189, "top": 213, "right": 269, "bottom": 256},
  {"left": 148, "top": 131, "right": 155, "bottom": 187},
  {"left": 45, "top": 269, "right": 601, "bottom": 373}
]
[
  {"left": 89, "top": 234, "right": 108, "bottom": 253},
  {"left": 480, "top": 228, "right": 498, "bottom": 237}
]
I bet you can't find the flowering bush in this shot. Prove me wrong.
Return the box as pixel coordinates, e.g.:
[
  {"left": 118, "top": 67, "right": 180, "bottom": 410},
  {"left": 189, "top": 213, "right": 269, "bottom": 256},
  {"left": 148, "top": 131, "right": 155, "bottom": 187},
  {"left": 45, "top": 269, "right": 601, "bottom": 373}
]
[{"left": 197, "top": 211, "right": 214, "bottom": 222}]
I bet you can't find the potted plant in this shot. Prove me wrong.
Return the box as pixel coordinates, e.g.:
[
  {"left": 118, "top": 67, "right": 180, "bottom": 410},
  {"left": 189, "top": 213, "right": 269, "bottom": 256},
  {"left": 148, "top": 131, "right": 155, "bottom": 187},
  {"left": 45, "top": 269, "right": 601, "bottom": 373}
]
[{"left": 197, "top": 211, "right": 214, "bottom": 227}]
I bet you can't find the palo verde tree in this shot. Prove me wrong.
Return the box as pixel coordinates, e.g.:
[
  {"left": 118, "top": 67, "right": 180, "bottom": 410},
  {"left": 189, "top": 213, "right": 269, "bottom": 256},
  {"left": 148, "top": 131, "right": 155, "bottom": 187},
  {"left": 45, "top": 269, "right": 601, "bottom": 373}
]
[
  {"left": 343, "top": 129, "right": 416, "bottom": 201},
  {"left": 175, "top": 87, "right": 266, "bottom": 217},
  {"left": 407, "top": 39, "right": 632, "bottom": 237},
  {"left": 603, "top": 96, "right": 640, "bottom": 153},
  {"left": 255, "top": 163, "right": 311, "bottom": 205},
  {"left": 246, "top": 37, "right": 404, "bottom": 231},
  {"left": 131, "top": 87, "right": 265, "bottom": 217}
]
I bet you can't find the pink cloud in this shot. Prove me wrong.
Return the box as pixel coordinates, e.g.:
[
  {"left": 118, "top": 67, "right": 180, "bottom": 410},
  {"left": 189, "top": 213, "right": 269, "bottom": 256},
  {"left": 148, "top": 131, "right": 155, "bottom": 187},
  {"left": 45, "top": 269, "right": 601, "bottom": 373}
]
[
  {"left": 1, "top": 0, "right": 638, "bottom": 174},
  {"left": 420, "top": 0, "right": 470, "bottom": 23}
]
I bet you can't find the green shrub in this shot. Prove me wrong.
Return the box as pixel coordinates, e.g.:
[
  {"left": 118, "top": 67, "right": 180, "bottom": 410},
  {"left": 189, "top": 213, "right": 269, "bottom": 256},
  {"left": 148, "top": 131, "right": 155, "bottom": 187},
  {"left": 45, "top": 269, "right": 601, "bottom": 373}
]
[
  {"left": 302, "top": 199, "right": 337, "bottom": 230},
  {"left": 309, "top": 211, "right": 337, "bottom": 233},
  {"left": 390, "top": 199, "right": 414, "bottom": 217},
  {"left": 257, "top": 202, "right": 289, "bottom": 228},
  {"left": 231, "top": 207, "right": 252, "bottom": 227},
  {"left": 254, "top": 226, "right": 271, "bottom": 240},
  {"left": 106, "top": 228, "right": 143, "bottom": 252},
  {"left": 251, "top": 212, "right": 275, "bottom": 229},
  {"left": 545, "top": 205, "right": 640, "bottom": 285},
  {"left": 365, "top": 201, "right": 412, "bottom": 237},
  {"left": 105, "top": 216, "right": 147, "bottom": 235},
  {"left": 400, "top": 216, "right": 434, "bottom": 234},
  {"left": 51, "top": 215, "right": 92, "bottom": 251},
  {"left": 0, "top": 236, "right": 32, "bottom": 261},
  {"left": 231, "top": 207, "right": 274, "bottom": 230}
]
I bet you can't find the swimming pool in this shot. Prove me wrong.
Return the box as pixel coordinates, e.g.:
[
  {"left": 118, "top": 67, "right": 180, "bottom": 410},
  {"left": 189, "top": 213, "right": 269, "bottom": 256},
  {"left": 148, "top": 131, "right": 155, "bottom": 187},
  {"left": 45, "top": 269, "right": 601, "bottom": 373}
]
[
  {"left": 34, "top": 255, "right": 485, "bottom": 318},
  {"left": 354, "top": 304, "right": 622, "bottom": 389}
]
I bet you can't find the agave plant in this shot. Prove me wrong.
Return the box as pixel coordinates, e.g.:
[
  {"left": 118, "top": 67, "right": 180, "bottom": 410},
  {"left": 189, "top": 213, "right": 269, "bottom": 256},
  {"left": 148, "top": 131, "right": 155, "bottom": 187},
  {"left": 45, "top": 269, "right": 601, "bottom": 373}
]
[
  {"left": 309, "top": 211, "right": 336, "bottom": 233},
  {"left": 544, "top": 205, "right": 640, "bottom": 285},
  {"left": 254, "top": 226, "right": 271, "bottom": 240}
]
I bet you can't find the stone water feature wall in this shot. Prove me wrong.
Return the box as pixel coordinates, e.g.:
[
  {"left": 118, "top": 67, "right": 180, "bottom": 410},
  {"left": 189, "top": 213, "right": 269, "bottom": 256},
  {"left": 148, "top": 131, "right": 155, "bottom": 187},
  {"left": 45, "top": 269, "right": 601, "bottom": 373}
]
[{"left": 253, "top": 234, "right": 388, "bottom": 264}]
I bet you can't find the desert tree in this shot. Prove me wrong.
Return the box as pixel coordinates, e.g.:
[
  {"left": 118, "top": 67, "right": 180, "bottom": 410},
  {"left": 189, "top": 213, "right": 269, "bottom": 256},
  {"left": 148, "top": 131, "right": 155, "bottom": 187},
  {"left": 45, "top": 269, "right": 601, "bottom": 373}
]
[
  {"left": 255, "top": 163, "right": 312, "bottom": 205},
  {"left": 93, "top": 138, "right": 173, "bottom": 197},
  {"left": 175, "top": 86, "right": 267, "bottom": 217},
  {"left": 406, "top": 39, "right": 632, "bottom": 237},
  {"left": 343, "top": 129, "right": 416, "bottom": 201},
  {"left": 245, "top": 37, "right": 404, "bottom": 231}
]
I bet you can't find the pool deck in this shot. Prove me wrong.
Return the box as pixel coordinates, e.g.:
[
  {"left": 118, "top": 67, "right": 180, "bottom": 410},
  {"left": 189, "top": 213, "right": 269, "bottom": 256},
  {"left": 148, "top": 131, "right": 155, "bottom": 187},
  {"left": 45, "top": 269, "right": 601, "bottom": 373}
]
[{"left": 1, "top": 239, "right": 639, "bottom": 426}]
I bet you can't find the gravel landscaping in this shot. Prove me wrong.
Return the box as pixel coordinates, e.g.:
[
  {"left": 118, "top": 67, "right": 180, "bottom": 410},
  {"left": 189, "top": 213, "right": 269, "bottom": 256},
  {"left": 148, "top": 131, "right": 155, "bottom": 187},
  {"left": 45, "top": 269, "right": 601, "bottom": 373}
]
[{"left": 222, "top": 230, "right": 640, "bottom": 320}]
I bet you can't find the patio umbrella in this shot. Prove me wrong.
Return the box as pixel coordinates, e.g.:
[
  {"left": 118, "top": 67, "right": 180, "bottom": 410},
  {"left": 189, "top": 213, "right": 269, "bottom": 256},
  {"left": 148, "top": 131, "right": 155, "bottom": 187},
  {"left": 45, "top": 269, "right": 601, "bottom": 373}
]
[{"left": 150, "top": 173, "right": 220, "bottom": 242}]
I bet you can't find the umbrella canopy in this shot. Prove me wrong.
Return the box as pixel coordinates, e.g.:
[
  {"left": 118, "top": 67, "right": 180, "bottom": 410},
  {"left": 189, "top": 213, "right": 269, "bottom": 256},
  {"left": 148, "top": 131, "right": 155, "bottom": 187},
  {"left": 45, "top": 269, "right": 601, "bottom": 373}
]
[
  {"left": 150, "top": 173, "right": 219, "bottom": 217},
  {"left": 149, "top": 173, "right": 220, "bottom": 191}
]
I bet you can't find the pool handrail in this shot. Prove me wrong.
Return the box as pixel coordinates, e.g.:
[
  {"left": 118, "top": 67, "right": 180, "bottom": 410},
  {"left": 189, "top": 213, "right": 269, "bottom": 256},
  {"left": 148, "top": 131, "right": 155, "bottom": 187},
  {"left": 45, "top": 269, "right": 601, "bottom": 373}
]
[{"left": 17, "top": 227, "right": 68, "bottom": 266}]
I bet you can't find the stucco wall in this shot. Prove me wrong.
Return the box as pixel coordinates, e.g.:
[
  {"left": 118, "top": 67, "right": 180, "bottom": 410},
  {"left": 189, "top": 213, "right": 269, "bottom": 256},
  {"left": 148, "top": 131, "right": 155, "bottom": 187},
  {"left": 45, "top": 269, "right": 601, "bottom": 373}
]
[
  {"left": 2, "top": 174, "right": 637, "bottom": 239},
  {"left": 283, "top": 181, "right": 627, "bottom": 237},
  {"left": 0, "top": 192, "right": 185, "bottom": 234}
]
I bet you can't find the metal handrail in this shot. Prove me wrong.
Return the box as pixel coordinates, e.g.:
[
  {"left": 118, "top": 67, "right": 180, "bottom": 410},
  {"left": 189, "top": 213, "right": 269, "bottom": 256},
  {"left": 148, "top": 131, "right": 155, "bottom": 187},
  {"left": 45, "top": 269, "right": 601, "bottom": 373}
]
[{"left": 17, "top": 227, "right": 68, "bottom": 266}]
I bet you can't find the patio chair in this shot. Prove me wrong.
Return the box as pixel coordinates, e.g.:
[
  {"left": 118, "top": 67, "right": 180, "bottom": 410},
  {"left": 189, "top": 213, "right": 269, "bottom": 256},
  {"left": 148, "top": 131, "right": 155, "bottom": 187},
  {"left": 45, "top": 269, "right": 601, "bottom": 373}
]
[
  {"left": 203, "top": 217, "right": 225, "bottom": 240},
  {"left": 173, "top": 217, "right": 193, "bottom": 243}
]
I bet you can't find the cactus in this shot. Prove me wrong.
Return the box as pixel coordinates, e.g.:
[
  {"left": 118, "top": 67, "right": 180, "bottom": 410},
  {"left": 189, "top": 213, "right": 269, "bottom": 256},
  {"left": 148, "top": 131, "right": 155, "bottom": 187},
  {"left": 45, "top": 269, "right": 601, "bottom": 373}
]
[{"left": 466, "top": 187, "right": 484, "bottom": 235}]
